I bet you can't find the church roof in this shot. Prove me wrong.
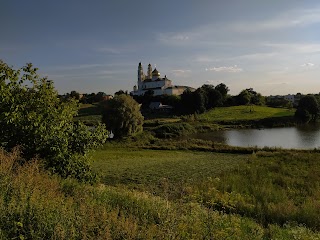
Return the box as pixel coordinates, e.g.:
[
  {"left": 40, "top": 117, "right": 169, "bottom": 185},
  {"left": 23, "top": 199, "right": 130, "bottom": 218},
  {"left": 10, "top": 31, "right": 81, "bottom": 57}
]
[
  {"left": 143, "top": 77, "right": 169, "bottom": 82},
  {"left": 152, "top": 68, "right": 160, "bottom": 76},
  {"left": 166, "top": 85, "right": 195, "bottom": 90}
]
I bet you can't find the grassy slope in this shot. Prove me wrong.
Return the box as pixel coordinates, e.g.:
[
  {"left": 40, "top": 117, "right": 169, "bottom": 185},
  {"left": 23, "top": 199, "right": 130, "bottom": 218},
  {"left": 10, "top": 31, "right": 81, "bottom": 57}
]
[{"left": 198, "top": 106, "right": 294, "bottom": 122}]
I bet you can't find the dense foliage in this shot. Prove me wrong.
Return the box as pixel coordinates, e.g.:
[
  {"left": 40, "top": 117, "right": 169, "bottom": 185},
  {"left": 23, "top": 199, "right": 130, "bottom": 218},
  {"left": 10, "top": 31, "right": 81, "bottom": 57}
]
[
  {"left": 0, "top": 60, "right": 108, "bottom": 181},
  {"left": 102, "top": 94, "right": 144, "bottom": 138},
  {"left": 295, "top": 95, "right": 319, "bottom": 122},
  {"left": 133, "top": 84, "right": 268, "bottom": 116},
  {"left": 237, "top": 88, "right": 265, "bottom": 106}
]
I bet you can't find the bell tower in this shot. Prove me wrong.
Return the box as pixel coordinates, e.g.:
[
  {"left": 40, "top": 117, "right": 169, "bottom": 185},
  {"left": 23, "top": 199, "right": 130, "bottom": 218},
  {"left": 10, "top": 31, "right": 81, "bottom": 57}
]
[
  {"left": 137, "top": 62, "right": 145, "bottom": 83},
  {"left": 147, "top": 63, "right": 152, "bottom": 79}
]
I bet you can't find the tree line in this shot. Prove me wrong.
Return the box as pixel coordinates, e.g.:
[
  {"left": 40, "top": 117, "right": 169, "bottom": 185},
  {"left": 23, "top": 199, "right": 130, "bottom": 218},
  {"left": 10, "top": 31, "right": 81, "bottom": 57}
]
[{"left": 133, "top": 84, "right": 266, "bottom": 114}]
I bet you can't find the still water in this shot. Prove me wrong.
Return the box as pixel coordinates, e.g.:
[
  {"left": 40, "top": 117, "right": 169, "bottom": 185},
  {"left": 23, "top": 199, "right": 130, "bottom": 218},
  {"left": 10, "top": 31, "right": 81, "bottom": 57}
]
[{"left": 190, "top": 123, "right": 320, "bottom": 149}]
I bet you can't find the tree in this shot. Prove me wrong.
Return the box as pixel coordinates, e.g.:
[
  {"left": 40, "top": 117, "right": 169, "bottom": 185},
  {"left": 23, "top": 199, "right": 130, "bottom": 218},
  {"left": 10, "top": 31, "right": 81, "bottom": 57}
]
[
  {"left": 114, "top": 90, "right": 127, "bottom": 96},
  {"left": 194, "top": 88, "right": 207, "bottom": 113},
  {"left": 70, "top": 90, "right": 80, "bottom": 100},
  {"left": 200, "top": 84, "right": 223, "bottom": 109},
  {"left": 0, "top": 60, "right": 108, "bottom": 182},
  {"left": 95, "top": 91, "right": 107, "bottom": 102},
  {"left": 102, "top": 95, "right": 144, "bottom": 138},
  {"left": 180, "top": 89, "right": 195, "bottom": 114},
  {"left": 237, "top": 88, "right": 265, "bottom": 106},
  {"left": 295, "top": 95, "right": 319, "bottom": 122},
  {"left": 215, "top": 83, "right": 229, "bottom": 98},
  {"left": 237, "top": 90, "right": 251, "bottom": 105}
]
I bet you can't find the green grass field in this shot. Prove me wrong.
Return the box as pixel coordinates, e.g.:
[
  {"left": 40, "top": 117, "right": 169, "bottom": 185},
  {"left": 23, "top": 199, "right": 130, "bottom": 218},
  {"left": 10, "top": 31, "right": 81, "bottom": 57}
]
[
  {"left": 2, "top": 142, "right": 320, "bottom": 238},
  {"left": 90, "top": 145, "right": 320, "bottom": 235},
  {"left": 198, "top": 106, "right": 294, "bottom": 122},
  {"left": 91, "top": 147, "right": 248, "bottom": 199}
]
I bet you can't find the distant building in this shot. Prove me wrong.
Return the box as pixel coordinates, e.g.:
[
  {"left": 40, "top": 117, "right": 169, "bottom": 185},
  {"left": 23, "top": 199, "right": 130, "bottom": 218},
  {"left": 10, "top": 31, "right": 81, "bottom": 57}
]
[
  {"left": 283, "top": 94, "right": 294, "bottom": 103},
  {"left": 268, "top": 93, "right": 302, "bottom": 107},
  {"left": 131, "top": 62, "right": 195, "bottom": 96}
]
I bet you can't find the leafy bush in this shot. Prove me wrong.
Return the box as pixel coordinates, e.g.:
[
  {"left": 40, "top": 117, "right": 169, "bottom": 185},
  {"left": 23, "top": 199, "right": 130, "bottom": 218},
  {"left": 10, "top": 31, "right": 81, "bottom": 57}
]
[{"left": 0, "top": 60, "right": 108, "bottom": 181}]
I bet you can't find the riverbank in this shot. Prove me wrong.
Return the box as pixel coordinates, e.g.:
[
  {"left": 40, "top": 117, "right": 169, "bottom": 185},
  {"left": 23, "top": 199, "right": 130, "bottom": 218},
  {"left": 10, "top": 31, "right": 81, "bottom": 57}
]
[{"left": 143, "top": 106, "right": 297, "bottom": 138}]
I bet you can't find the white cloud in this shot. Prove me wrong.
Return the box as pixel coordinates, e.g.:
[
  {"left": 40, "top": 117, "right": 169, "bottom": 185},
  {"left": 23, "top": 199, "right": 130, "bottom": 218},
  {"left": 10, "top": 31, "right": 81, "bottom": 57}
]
[
  {"left": 205, "top": 80, "right": 224, "bottom": 85},
  {"left": 157, "top": 32, "right": 191, "bottom": 45},
  {"left": 172, "top": 35, "right": 189, "bottom": 41},
  {"left": 171, "top": 69, "right": 191, "bottom": 77},
  {"left": 205, "top": 65, "right": 243, "bottom": 73},
  {"left": 301, "top": 63, "right": 315, "bottom": 67}
]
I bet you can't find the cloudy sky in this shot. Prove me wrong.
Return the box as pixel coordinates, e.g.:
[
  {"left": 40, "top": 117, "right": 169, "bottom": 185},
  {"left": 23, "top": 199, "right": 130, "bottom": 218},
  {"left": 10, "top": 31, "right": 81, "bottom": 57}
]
[{"left": 1, "top": 0, "right": 320, "bottom": 95}]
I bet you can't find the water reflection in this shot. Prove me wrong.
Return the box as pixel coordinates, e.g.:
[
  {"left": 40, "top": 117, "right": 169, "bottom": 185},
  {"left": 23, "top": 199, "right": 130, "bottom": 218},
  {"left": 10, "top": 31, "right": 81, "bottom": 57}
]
[{"left": 190, "top": 123, "right": 320, "bottom": 149}]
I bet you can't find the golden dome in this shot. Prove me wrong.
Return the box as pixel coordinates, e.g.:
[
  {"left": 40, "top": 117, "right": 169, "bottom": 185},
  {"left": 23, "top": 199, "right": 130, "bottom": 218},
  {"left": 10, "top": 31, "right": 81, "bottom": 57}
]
[{"left": 152, "top": 68, "right": 160, "bottom": 76}]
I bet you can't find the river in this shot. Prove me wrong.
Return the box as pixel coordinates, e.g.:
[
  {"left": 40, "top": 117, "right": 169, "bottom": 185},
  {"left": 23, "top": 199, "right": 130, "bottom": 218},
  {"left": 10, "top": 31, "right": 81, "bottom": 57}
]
[{"left": 190, "top": 123, "right": 320, "bottom": 149}]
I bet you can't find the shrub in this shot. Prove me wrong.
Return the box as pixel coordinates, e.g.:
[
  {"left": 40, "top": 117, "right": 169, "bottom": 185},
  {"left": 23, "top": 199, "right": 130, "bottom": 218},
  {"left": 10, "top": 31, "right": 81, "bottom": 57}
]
[{"left": 0, "top": 60, "right": 108, "bottom": 181}]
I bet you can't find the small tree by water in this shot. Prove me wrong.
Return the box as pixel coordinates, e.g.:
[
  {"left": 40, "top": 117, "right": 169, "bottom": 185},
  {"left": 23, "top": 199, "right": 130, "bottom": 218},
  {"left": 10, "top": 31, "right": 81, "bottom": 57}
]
[
  {"left": 102, "top": 95, "right": 144, "bottom": 138},
  {"left": 295, "top": 95, "right": 319, "bottom": 122}
]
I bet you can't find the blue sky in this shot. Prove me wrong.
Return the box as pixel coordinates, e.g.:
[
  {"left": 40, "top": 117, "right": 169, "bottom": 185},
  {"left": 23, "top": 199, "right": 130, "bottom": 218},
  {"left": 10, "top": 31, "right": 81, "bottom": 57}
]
[{"left": 1, "top": 0, "right": 320, "bottom": 95}]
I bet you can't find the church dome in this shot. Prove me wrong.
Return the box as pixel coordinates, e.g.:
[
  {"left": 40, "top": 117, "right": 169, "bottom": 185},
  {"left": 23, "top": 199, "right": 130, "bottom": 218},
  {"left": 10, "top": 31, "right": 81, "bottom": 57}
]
[{"left": 152, "top": 68, "right": 160, "bottom": 76}]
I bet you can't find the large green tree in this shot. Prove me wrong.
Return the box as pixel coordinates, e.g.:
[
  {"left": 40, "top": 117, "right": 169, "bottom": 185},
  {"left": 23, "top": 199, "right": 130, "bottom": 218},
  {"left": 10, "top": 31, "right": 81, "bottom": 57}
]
[
  {"left": 0, "top": 60, "right": 108, "bottom": 181},
  {"left": 295, "top": 95, "right": 319, "bottom": 122},
  {"left": 102, "top": 95, "right": 144, "bottom": 138},
  {"left": 237, "top": 89, "right": 251, "bottom": 105},
  {"left": 215, "top": 83, "right": 229, "bottom": 99},
  {"left": 200, "top": 84, "right": 223, "bottom": 109},
  {"left": 237, "top": 88, "right": 265, "bottom": 106}
]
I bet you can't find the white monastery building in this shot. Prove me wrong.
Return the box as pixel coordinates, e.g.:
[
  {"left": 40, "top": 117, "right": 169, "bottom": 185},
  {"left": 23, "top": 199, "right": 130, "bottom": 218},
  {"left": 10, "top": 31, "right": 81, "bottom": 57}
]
[{"left": 131, "top": 62, "right": 194, "bottom": 96}]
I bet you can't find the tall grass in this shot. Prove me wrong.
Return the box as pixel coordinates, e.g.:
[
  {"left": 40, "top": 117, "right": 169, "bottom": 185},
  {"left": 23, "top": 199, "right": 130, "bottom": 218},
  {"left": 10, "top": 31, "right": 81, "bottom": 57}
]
[
  {"left": 185, "top": 151, "right": 320, "bottom": 230},
  {"left": 2, "top": 148, "right": 320, "bottom": 239}
]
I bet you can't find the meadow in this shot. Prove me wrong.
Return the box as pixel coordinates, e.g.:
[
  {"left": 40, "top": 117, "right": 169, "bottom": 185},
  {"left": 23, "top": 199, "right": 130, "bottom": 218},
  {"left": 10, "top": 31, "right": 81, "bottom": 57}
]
[
  {"left": 2, "top": 104, "right": 319, "bottom": 239},
  {"left": 91, "top": 144, "right": 320, "bottom": 231},
  {"left": 2, "top": 146, "right": 320, "bottom": 239},
  {"left": 91, "top": 147, "right": 249, "bottom": 199}
]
